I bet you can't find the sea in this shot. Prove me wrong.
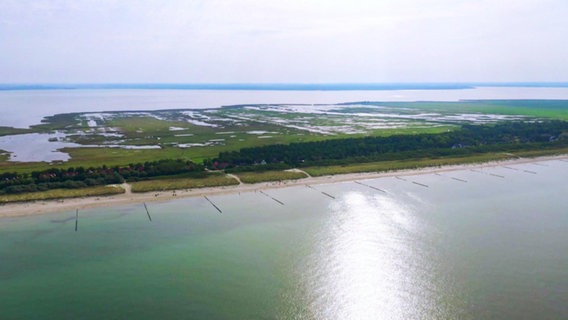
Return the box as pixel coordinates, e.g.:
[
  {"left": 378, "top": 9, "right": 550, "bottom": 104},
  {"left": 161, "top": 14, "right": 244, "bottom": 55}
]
[
  {"left": 1, "top": 160, "right": 567, "bottom": 319},
  {"left": 1, "top": 84, "right": 568, "bottom": 319},
  {"left": 2, "top": 83, "right": 568, "bottom": 128}
]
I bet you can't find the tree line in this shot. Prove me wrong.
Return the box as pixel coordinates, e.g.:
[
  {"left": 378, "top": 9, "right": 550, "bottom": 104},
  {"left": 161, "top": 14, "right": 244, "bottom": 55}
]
[
  {"left": 0, "top": 159, "right": 203, "bottom": 194},
  {"left": 205, "top": 120, "right": 568, "bottom": 170}
]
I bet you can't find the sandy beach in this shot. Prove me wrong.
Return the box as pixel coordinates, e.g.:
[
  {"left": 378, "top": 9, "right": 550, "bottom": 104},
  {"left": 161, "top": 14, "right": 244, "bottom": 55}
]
[{"left": 1, "top": 154, "right": 567, "bottom": 218}]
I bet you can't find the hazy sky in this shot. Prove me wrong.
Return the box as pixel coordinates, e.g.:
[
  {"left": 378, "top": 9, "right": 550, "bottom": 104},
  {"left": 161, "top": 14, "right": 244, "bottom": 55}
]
[{"left": 1, "top": 0, "right": 567, "bottom": 83}]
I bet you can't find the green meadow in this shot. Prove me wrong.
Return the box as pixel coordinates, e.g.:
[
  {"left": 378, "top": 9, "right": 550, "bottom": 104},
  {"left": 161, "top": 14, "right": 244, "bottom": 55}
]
[{"left": 234, "top": 170, "right": 308, "bottom": 184}]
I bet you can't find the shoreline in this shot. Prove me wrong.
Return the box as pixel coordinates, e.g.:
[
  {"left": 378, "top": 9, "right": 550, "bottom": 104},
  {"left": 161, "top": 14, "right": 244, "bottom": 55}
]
[{"left": 2, "top": 154, "right": 567, "bottom": 218}]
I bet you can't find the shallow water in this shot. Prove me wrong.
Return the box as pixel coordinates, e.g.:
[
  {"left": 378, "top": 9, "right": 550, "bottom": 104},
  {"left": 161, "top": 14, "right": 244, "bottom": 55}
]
[
  {"left": 0, "top": 132, "right": 78, "bottom": 162},
  {"left": 1, "top": 160, "right": 567, "bottom": 319},
  {"left": 0, "top": 132, "right": 163, "bottom": 162}
]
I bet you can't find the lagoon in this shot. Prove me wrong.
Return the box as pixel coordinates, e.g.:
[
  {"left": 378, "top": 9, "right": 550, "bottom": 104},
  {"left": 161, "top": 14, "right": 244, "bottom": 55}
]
[
  {"left": 1, "top": 159, "right": 567, "bottom": 319},
  {"left": 4, "top": 86, "right": 568, "bottom": 128}
]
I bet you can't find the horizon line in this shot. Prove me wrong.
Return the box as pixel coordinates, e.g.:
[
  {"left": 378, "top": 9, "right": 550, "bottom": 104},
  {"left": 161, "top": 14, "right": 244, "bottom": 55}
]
[{"left": 2, "top": 82, "right": 568, "bottom": 91}]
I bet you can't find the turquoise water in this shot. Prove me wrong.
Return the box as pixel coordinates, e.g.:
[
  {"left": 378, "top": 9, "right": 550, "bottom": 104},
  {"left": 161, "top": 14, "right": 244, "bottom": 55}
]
[{"left": 1, "top": 160, "right": 568, "bottom": 319}]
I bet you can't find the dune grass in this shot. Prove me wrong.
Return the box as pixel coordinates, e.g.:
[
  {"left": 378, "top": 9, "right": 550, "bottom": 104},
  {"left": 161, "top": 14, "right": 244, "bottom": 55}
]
[
  {"left": 130, "top": 174, "right": 239, "bottom": 193},
  {"left": 0, "top": 185, "right": 125, "bottom": 204},
  {"left": 235, "top": 170, "right": 308, "bottom": 184},
  {"left": 302, "top": 147, "right": 568, "bottom": 177},
  {"left": 504, "top": 147, "right": 568, "bottom": 158},
  {"left": 302, "top": 153, "right": 517, "bottom": 177}
]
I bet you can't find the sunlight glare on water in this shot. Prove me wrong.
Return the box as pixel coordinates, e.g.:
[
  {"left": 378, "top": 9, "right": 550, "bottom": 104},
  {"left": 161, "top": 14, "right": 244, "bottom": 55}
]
[
  {"left": 304, "top": 191, "right": 436, "bottom": 320},
  {"left": 2, "top": 161, "right": 568, "bottom": 319}
]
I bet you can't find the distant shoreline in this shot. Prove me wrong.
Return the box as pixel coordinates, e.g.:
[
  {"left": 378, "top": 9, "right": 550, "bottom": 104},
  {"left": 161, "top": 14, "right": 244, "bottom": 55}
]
[
  {"left": 2, "top": 154, "right": 566, "bottom": 218},
  {"left": 2, "top": 82, "right": 568, "bottom": 91},
  {"left": 3, "top": 88, "right": 568, "bottom": 129}
]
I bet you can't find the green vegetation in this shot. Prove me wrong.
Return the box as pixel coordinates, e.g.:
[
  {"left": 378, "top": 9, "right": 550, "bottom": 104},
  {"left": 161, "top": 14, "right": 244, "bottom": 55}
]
[
  {"left": 0, "top": 126, "right": 30, "bottom": 137},
  {"left": 302, "top": 146, "right": 568, "bottom": 176},
  {"left": 209, "top": 121, "right": 568, "bottom": 169},
  {"left": 31, "top": 112, "right": 87, "bottom": 132},
  {"left": 1, "top": 100, "right": 568, "bottom": 197},
  {"left": 3, "top": 100, "right": 568, "bottom": 175},
  {"left": 302, "top": 154, "right": 515, "bottom": 176},
  {"left": 130, "top": 174, "right": 238, "bottom": 192},
  {"left": 501, "top": 146, "right": 568, "bottom": 158},
  {"left": 378, "top": 100, "right": 568, "bottom": 120},
  {"left": 365, "top": 125, "right": 456, "bottom": 137},
  {"left": 0, "top": 185, "right": 124, "bottom": 204},
  {"left": 0, "top": 150, "right": 8, "bottom": 162},
  {"left": 108, "top": 116, "right": 191, "bottom": 145},
  {"left": 66, "top": 147, "right": 194, "bottom": 170},
  {"left": 0, "top": 159, "right": 203, "bottom": 195},
  {"left": 235, "top": 170, "right": 308, "bottom": 184}
]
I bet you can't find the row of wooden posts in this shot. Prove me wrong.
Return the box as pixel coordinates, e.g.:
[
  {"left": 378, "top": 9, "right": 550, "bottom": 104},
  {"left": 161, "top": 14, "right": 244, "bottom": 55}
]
[{"left": 73, "top": 162, "right": 551, "bottom": 230}]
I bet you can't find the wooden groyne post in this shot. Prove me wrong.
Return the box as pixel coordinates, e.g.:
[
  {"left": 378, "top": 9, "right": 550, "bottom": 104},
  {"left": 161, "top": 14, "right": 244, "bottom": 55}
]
[
  {"left": 471, "top": 169, "right": 505, "bottom": 179},
  {"left": 75, "top": 209, "right": 78, "bottom": 232},
  {"left": 319, "top": 191, "right": 335, "bottom": 199},
  {"left": 306, "top": 185, "right": 336, "bottom": 199},
  {"left": 204, "top": 196, "right": 223, "bottom": 213},
  {"left": 355, "top": 181, "right": 386, "bottom": 193},
  {"left": 395, "top": 175, "right": 429, "bottom": 187},
  {"left": 531, "top": 162, "right": 548, "bottom": 167},
  {"left": 259, "top": 190, "right": 285, "bottom": 205},
  {"left": 435, "top": 173, "right": 467, "bottom": 183},
  {"left": 411, "top": 181, "right": 429, "bottom": 188},
  {"left": 143, "top": 203, "right": 152, "bottom": 221}
]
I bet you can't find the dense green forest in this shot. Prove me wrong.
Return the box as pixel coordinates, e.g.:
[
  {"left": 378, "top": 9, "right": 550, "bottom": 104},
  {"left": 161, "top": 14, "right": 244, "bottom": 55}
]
[
  {"left": 0, "top": 159, "right": 203, "bottom": 194},
  {"left": 206, "top": 121, "right": 568, "bottom": 170}
]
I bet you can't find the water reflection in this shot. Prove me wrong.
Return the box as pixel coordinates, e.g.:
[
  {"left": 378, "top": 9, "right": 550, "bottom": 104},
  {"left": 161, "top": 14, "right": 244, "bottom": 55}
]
[
  {"left": 0, "top": 132, "right": 162, "bottom": 162},
  {"left": 0, "top": 132, "right": 78, "bottom": 162},
  {"left": 304, "top": 191, "right": 436, "bottom": 319}
]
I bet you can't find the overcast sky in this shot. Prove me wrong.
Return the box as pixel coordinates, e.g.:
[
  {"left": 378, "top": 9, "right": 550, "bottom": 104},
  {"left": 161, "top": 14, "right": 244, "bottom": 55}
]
[{"left": 1, "top": 0, "right": 567, "bottom": 83}]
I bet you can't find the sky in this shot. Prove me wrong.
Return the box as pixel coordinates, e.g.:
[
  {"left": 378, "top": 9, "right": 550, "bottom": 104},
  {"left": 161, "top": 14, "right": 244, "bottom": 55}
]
[{"left": 1, "top": 0, "right": 567, "bottom": 83}]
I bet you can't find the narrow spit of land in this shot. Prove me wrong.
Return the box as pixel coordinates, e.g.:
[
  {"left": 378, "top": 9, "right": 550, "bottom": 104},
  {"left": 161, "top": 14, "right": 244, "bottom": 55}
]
[{"left": 1, "top": 154, "right": 566, "bottom": 218}]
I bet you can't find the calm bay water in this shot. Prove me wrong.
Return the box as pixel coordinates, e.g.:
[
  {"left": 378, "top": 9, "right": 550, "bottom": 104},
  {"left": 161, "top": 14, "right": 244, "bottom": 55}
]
[
  {"left": 1, "top": 160, "right": 567, "bottom": 319},
  {"left": 3, "top": 86, "right": 568, "bottom": 128}
]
